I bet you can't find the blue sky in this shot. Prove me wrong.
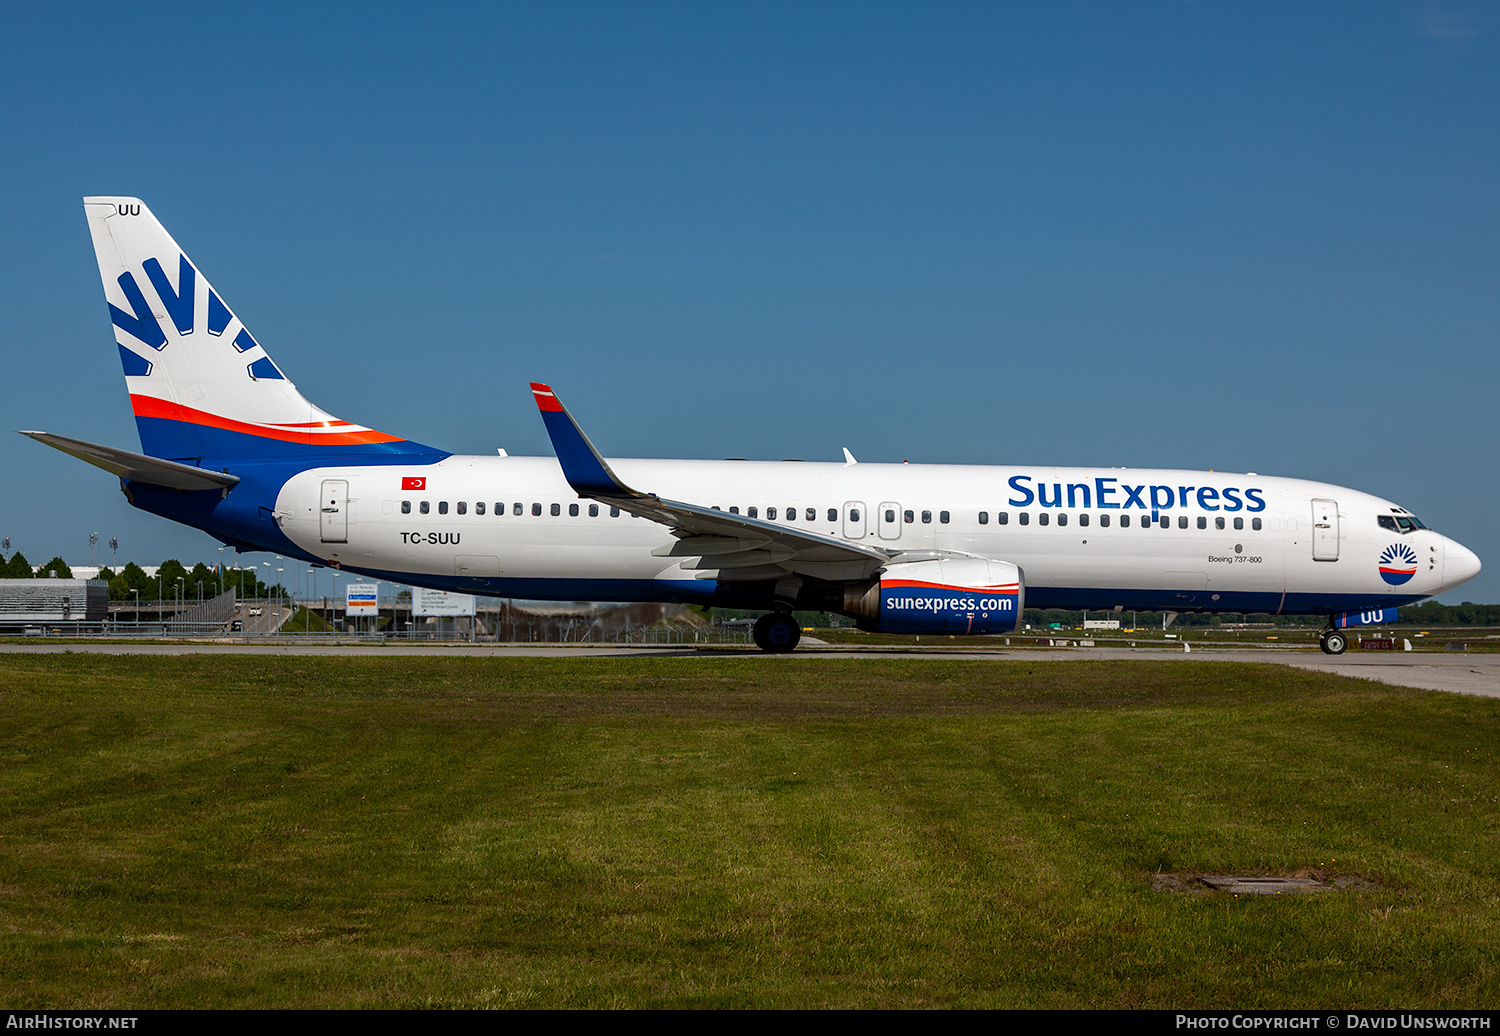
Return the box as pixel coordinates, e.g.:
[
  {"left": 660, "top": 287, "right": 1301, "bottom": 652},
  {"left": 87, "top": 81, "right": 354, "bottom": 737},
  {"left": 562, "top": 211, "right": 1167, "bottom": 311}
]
[{"left": 1, "top": 2, "right": 1496, "bottom": 603}]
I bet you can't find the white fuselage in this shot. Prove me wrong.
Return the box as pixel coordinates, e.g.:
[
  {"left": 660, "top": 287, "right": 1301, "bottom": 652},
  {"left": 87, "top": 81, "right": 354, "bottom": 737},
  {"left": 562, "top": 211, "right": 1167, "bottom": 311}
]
[{"left": 272, "top": 456, "right": 1479, "bottom": 614}]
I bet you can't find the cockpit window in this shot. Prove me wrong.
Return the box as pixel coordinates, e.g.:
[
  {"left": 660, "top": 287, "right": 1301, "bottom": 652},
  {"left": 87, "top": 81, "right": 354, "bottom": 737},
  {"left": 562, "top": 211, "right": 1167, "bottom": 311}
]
[{"left": 1380, "top": 514, "right": 1427, "bottom": 534}]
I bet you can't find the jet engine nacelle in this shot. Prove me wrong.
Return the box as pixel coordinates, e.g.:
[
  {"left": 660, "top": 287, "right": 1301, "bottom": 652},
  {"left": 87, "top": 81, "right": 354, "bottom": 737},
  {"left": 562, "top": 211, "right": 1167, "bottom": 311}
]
[{"left": 843, "top": 557, "right": 1025, "bottom": 635}]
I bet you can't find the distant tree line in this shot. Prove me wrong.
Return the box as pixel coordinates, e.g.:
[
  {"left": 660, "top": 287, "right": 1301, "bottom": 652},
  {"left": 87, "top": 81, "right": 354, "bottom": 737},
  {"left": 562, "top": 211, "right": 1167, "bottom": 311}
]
[
  {"left": 1, "top": 550, "right": 1493, "bottom": 622},
  {"left": 1, "top": 552, "right": 74, "bottom": 579},
  {"left": 1395, "top": 601, "right": 1500, "bottom": 626},
  {"left": 0, "top": 552, "right": 286, "bottom": 601}
]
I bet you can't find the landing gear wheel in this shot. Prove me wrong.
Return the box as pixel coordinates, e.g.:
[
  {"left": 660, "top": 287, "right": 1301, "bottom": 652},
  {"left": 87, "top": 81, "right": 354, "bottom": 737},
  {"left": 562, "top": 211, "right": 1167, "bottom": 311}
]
[
  {"left": 1319, "top": 630, "right": 1348, "bottom": 655},
  {"left": 753, "top": 612, "right": 801, "bottom": 654}
]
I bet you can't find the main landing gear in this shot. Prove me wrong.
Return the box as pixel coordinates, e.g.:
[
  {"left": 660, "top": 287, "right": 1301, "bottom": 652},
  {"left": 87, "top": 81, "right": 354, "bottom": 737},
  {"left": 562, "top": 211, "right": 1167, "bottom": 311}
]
[
  {"left": 1318, "top": 626, "right": 1348, "bottom": 655},
  {"left": 753, "top": 611, "right": 801, "bottom": 654}
]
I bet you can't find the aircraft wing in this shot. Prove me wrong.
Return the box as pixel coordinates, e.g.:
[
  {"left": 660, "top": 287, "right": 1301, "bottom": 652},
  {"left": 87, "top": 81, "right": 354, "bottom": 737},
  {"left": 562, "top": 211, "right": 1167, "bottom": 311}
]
[
  {"left": 529, "top": 383, "right": 889, "bottom": 582},
  {"left": 20, "top": 430, "right": 241, "bottom": 491}
]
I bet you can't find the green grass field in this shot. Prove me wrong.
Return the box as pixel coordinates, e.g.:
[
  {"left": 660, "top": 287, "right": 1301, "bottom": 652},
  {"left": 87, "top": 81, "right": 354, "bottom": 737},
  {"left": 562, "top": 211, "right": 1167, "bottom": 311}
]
[{"left": 0, "top": 655, "right": 1495, "bottom": 1008}]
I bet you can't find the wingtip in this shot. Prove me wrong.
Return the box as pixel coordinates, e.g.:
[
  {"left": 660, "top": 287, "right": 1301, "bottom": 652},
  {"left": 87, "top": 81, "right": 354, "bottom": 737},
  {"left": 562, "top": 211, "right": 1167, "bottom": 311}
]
[{"left": 530, "top": 383, "right": 563, "bottom": 412}]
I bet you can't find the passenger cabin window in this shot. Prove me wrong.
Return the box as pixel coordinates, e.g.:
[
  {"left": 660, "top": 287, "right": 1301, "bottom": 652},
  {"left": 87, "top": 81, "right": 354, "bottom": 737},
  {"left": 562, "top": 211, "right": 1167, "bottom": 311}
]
[
  {"left": 1252, "top": 517, "right": 1262, "bottom": 530},
  {"left": 1057, "top": 513, "right": 1067, "bottom": 527},
  {"left": 729, "top": 506, "right": 739, "bottom": 514},
  {"left": 589, "top": 504, "right": 599, "bottom": 517},
  {"left": 979, "top": 511, "right": 989, "bottom": 525},
  {"left": 402, "top": 501, "right": 411, "bottom": 514},
  {"left": 1079, "top": 513, "right": 1089, "bottom": 527},
  {"left": 786, "top": 506, "right": 796, "bottom": 521},
  {"left": 420, "top": 501, "right": 430, "bottom": 515},
  {"left": 551, "top": 503, "right": 561, "bottom": 516},
  {"left": 767, "top": 507, "right": 778, "bottom": 520},
  {"left": 1233, "top": 517, "right": 1243, "bottom": 530},
  {"left": 748, "top": 507, "right": 758, "bottom": 518},
  {"left": 1157, "top": 515, "right": 1168, "bottom": 528},
  {"left": 1019, "top": 512, "right": 1029, "bottom": 526},
  {"left": 1197, "top": 516, "right": 1206, "bottom": 529},
  {"left": 513, "top": 502, "right": 523, "bottom": 516},
  {"left": 998, "top": 512, "right": 1009, "bottom": 525},
  {"left": 939, "top": 511, "right": 950, "bottom": 524},
  {"left": 1099, "top": 514, "right": 1109, "bottom": 527},
  {"left": 476, "top": 502, "right": 485, "bottom": 515},
  {"left": 1178, "top": 515, "right": 1187, "bottom": 529},
  {"left": 610, "top": 506, "right": 620, "bottom": 517},
  {"left": 848, "top": 508, "right": 860, "bottom": 522},
  {"left": 1039, "top": 512, "right": 1049, "bottom": 526},
  {"left": 438, "top": 501, "right": 449, "bottom": 515},
  {"left": 904, "top": 510, "right": 915, "bottom": 524},
  {"left": 1120, "top": 514, "right": 1129, "bottom": 527},
  {"left": 457, "top": 501, "right": 466, "bottom": 515},
  {"left": 1215, "top": 517, "right": 1225, "bottom": 530},
  {"left": 921, "top": 510, "right": 932, "bottom": 524},
  {"left": 569, "top": 503, "right": 579, "bottom": 516},
  {"left": 806, "top": 508, "right": 816, "bottom": 522},
  {"left": 532, "top": 503, "right": 541, "bottom": 516},
  {"left": 885, "top": 509, "right": 895, "bottom": 524}
]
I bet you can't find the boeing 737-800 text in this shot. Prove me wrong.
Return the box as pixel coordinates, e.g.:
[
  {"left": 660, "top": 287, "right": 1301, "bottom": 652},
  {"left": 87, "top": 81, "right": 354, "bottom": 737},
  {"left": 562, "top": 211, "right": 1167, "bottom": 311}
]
[{"left": 23, "top": 198, "right": 1482, "bottom": 653}]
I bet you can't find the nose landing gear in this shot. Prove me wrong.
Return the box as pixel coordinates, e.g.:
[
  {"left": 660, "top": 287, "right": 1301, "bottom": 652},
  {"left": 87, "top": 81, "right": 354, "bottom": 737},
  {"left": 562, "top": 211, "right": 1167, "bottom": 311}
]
[
  {"left": 752, "top": 611, "right": 801, "bottom": 653},
  {"left": 1318, "top": 627, "right": 1348, "bottom": 655}
]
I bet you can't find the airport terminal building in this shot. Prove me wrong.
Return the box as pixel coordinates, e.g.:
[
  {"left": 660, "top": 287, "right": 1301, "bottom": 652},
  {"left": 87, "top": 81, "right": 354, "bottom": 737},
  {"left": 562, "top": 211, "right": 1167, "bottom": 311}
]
[{"left": 0, "top": 579, "right": 109, "bottom": 632}]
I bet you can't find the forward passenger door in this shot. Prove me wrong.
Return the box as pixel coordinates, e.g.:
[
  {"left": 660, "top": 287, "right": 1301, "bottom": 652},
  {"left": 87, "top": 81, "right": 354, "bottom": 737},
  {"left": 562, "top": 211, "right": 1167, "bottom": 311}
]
[{"left": 1311, "top": 498, "right": 1339, "bottom": 561}]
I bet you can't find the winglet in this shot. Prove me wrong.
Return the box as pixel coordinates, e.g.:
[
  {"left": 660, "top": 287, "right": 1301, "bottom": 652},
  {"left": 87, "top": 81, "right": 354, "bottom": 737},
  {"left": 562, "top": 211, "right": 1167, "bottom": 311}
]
[{"left": 529, "top": 383, "right": 638, "bottom": 498}]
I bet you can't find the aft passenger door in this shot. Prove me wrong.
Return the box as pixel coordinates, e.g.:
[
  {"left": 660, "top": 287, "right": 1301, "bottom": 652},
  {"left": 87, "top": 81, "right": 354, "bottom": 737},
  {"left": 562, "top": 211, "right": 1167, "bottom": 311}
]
[
  {"left": 878, "top": 501, "right": 902, "bottom": 541},
  {"left": 1311, "top": 498, "right": 1339, "bottom": 561},
  {"left": 321, "top": 479, "right": 349, "bottom": 544}
]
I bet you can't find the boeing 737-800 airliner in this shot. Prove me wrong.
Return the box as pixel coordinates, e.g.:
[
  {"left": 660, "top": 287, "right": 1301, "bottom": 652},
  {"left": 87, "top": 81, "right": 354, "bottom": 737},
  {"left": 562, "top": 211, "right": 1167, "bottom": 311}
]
[{"left": 24, "top": 198, "right": 1482, "bottom": 653}]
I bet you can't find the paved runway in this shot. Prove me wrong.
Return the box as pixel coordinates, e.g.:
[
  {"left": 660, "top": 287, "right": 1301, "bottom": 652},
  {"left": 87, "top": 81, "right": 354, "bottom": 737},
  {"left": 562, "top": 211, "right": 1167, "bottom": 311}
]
[{"left": 3, "top": 640, "right": 1497, "bottom": 698}]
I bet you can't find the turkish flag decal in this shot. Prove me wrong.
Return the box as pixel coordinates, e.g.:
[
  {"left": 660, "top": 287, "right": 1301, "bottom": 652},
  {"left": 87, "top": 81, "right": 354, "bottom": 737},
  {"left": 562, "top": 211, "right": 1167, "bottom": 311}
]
[{"left": 402, "top": 476, "right": 426, "bottom": 491}]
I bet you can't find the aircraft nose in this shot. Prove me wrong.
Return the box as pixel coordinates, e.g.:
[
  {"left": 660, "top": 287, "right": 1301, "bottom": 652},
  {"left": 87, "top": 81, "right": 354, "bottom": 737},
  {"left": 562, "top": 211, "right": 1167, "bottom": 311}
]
[{"left": 1442, "top": 537, "right": 1482, "bottom": 592}]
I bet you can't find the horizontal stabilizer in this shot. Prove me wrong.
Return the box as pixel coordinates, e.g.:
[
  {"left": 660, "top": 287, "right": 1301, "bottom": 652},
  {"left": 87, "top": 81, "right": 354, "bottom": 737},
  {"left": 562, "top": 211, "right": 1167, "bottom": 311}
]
[{"left": 20, "top": 431, "right": 240, "bottom": 491}]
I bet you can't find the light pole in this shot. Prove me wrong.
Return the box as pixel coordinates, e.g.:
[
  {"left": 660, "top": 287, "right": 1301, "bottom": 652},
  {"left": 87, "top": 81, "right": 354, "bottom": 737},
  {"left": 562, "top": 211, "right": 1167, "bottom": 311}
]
[
  {"left": 89, "top": 532, "right": 98, "bottom": 568},
  {"left": 130, "top": 588, "right": 138, "bottom": 625},
  {"left": 110, "top": 538, "right": 118, "bottom": 571}
]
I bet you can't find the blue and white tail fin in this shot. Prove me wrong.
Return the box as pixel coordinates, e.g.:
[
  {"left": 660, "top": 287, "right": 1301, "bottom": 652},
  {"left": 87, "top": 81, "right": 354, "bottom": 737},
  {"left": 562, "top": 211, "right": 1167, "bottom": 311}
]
[{"left": 84, "top": 197, "right": 443, "bottom": 463}]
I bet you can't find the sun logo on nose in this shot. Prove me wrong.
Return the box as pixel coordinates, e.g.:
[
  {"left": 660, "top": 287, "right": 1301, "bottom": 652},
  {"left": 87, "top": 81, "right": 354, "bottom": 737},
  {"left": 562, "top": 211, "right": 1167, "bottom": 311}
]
[{"left": 1379, "top": 543, "right": 1419, "bottom": 586}]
